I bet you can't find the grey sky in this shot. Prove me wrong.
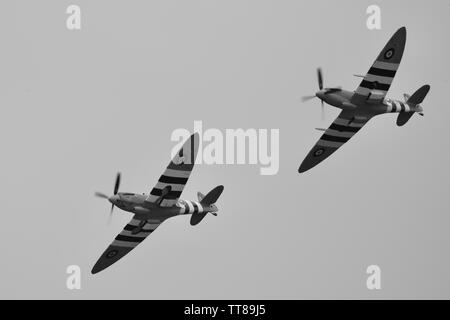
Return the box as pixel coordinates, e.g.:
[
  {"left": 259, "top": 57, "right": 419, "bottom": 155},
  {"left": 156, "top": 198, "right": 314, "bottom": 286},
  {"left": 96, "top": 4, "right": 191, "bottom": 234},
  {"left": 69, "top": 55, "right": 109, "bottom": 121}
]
[{"left": 0, "top": 0, "right": 449, "bottom": 299}]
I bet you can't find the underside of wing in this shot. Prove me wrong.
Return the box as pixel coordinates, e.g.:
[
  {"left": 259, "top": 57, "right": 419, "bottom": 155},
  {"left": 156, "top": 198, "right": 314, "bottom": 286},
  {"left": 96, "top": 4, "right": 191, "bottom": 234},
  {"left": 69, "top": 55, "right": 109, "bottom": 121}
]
[
  {"left": 352, "top": 27, "right": 406, "bottom": 104},
  {"left": 146, "top": 133, "right": 199, "bottom": 207},
  {"left": 299, "top": 111, "right": 371, "bottom": 173},
  {"left": 91, "top": 217, "right": 163, "bottom": 274}
]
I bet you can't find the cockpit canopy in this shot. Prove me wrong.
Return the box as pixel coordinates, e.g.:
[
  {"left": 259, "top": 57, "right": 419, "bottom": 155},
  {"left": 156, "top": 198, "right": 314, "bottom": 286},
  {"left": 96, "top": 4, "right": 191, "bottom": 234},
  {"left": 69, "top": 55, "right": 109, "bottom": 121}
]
[{"left": 119, "top": 192, "right": 135, "bottom": 197}]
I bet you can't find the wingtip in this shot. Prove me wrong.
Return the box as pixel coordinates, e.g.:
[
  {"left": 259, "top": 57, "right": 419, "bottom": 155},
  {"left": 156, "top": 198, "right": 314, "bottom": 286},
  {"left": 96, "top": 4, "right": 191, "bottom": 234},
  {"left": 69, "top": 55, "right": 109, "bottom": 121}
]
[
  {"left": 91, "top": 263, "right": 106, "bottom": 275},
  {"left": 298, "top": 159, "right": 318, "bottom": 173},
  {"left": 298, "top": 165, "right": 307, "bottom": 174},
  {"left": 397, "top": 26, "right": 407, "bottom": 38},
  {"left": 91, "top": 267, "right": 99, "bottom": 275}
]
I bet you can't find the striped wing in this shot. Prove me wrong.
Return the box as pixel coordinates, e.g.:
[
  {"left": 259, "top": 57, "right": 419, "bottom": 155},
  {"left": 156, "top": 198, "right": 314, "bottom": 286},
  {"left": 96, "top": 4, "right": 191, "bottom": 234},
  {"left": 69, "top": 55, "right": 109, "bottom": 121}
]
[
  {"left": 146, "top": 133, "right": 199, "bottom": 207},
  {"left": 298, "top": 111, "right": 371, "bottom": 173},
  {"left": 352, "top": 27, "right": 406, "bottom": 104},
  {"left": 91, "top": 217, "right": 163, "bottom": 274}
]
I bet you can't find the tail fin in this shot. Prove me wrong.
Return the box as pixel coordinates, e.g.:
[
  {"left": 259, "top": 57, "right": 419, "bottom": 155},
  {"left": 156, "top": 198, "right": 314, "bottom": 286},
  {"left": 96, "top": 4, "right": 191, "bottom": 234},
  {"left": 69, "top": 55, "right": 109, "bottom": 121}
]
[
  {"left": 407, "top": 85, "right": 430, "bottom": 105},
  {"left": 200, "top": 185, "right": 224, "bottom": 206},
  {"left": 197, "top": 192, "right": 205, "bottom": 202}
]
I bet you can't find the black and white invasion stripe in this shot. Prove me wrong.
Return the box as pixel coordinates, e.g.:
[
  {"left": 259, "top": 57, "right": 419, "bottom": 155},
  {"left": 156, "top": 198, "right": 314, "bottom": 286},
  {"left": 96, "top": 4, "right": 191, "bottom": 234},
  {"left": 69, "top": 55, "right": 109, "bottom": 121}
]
[
  {"left": 177, "top": 200, "right": 204, "bottom": 215},
  {"left": 146, "top": 133, "right": 199, "bottom": 207},
  {"left": 385, "top": 99, "right": 411, "bottom": 113},
  {"left": 317, "top": 115, "right": 369, "bottom": 149},
  {"left": 111, "top": 218, "right": 161, "bottom": 248},
  {"left": 355, "top": 61, "right": 399, "bottom": 101}
]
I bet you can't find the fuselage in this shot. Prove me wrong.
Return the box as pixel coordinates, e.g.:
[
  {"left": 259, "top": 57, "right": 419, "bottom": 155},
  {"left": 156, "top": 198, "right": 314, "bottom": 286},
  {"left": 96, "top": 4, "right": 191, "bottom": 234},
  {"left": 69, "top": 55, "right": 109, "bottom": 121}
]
[
  {"left": 316, "top": 89, "right": 423, "bottom": 117},
  {"left": 108, "top": 192, "right": 216, "bottom": 220}
]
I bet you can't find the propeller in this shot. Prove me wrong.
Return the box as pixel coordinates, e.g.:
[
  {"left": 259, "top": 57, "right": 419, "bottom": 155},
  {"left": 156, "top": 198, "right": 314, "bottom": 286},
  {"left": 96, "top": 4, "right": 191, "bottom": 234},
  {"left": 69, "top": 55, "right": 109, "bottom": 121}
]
[
  {"left": 95, "top": 172, "right": 121, "bottom": 224},
  {"left": 301, "top": 68, "right": 324, "bottom": 102},
  {"left": 301, "top": 68, "right": 341, "bottom": 121}
]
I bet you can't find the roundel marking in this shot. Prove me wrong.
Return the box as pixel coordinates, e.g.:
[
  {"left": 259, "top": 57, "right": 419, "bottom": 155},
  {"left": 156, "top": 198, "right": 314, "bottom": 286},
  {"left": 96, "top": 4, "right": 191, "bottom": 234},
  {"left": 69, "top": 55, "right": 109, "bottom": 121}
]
[
  {"left": 314, "top": 148, "right": 325, "bottom": 157},
  {"left": 106, "top": 249, "right": 118, "bottom": 259},
  {"left": 384, "top": 48, "right": 395, "bottom": 60}
]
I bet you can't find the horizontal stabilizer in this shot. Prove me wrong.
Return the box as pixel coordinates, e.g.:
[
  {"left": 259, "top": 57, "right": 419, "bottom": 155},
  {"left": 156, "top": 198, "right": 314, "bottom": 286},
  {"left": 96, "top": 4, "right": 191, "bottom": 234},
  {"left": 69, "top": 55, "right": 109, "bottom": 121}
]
[
  {"left": 407, "top": 85, "right": 430, "bottom": 105},
  {"left": 200, "top": 185, "right": 224, "bottom": 205},
  {"left": 190, "top": 212, "right": 208, "bottom": 226},
  {"left": 397, "top": 112, "right": 415, "bottom": 126}
]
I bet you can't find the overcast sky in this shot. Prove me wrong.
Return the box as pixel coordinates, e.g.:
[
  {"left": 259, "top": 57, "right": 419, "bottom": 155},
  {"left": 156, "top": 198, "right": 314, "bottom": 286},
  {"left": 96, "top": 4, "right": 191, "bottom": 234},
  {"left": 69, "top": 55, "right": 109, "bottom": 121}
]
[{"left": 1, "top": 0, "right": 450, "bottom": 299}]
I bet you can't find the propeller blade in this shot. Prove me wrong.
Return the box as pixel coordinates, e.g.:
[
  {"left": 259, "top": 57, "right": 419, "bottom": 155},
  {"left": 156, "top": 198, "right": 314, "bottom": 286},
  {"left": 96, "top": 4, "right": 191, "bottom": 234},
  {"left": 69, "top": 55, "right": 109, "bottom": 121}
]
[
  {"left": 321, "top": 100, "right": 325, "bottom": 121},
  {"left": 95, "top": 192, "right": 109, "bottom": 199},
  {"left": 108, "top": 203, "right": 115, "bottom": 225},
  {"left": 317, "top": 68, "right": 323, "bottom": 90},
  {"left": 301, "top": 95, "right": 316, "bottom": 102},
  {"left": 113, "top": 172, "right": 121, "bottom": 195}
]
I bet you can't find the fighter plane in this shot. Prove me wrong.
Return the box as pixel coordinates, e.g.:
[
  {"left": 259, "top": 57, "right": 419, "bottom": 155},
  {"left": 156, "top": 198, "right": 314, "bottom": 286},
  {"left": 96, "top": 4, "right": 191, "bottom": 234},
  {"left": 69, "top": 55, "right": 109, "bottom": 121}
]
[
  {"left": 92, "top": 133, "right": 224, "bottom": 274},
  {"left": 299, "top": 27, "right": 430, "bottom": 173}
]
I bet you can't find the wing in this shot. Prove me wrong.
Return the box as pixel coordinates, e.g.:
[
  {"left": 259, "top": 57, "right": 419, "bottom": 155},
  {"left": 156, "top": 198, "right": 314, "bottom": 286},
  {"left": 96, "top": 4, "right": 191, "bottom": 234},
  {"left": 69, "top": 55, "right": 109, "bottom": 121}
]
[
  {"left": 298, "top": 111, "right": 372, "bottom": 173},
  {"left": 145, "top": 133, "right": 199, "bottom": 207},
  {"left": 351, "top": 27, "right": 406, "bottom": 104},
  {"left": 91, "top": 217, "right": 163, "bottom": 274}
]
